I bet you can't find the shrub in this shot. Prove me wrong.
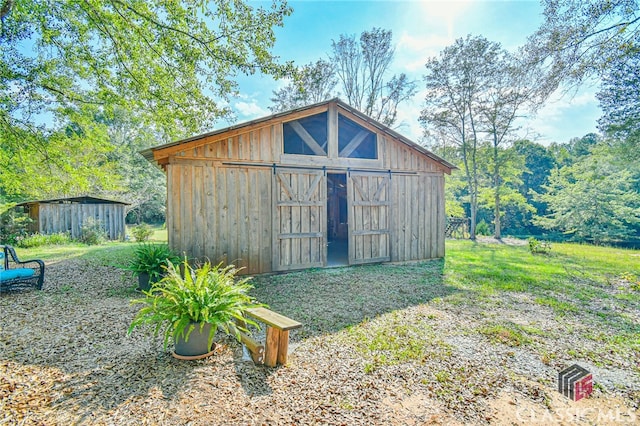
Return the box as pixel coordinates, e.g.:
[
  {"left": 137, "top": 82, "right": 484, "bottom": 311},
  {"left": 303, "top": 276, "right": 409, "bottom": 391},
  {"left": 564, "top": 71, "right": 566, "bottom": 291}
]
[
  {"left": 131, "top": 223, "right": 154, "bottom": 242},
  {"left": 79, "top": 217, "right": 107, "bottom": 245},
  {"left": 127, "top": 243, "right": 181, "bottom": 282},
  {"left": 0, "top": 209, "right": 32, "bottom": 245},
  {"left": 528, "top": 237, "right": 552, "bottom": 254},
  {"left": 476, "top": 220, "right": 491, "bottom": 236},
  {"left": 17, "top": 232, "right": 71, "bottom": 248}
]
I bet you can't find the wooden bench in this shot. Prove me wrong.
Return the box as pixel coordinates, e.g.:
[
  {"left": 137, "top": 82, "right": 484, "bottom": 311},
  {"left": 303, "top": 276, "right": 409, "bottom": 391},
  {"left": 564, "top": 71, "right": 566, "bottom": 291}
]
[
  {"left": 238, "top": 307, "right": 302, "bottom": 367},
  {"left": 0, "top": 245, "right": 45, "bottom": 293}
]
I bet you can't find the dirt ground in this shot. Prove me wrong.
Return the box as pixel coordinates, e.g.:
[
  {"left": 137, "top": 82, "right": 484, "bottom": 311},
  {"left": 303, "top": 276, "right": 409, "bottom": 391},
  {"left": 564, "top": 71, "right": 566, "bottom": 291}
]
[{"left": 0, "top": 252, "right": 638, "bottom": 425}]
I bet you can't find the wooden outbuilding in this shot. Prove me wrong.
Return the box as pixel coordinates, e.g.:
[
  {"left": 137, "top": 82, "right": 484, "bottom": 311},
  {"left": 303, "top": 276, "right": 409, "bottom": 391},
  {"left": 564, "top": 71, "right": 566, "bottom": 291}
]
[
  {"left": 143, "top": 99, "right": 454, "bottom": 274},
  {"left": 16, "top": 196, "right": 128, "bottom": 240}
]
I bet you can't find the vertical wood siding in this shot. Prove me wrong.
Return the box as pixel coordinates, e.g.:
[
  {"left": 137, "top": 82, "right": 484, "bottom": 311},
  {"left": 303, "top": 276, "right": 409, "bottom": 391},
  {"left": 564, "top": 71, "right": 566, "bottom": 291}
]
[
  {"left": 168, "top": 163, "right": 272, "bottom": 274},
  {"left": 36, "top": 203, "right": 125, "bottom": 240},
  {"left": 381, "top": 135, "right": 444, "bottom": 173},
  {"left": 390, "top": 173, "right": 445, "bottom": 261}
]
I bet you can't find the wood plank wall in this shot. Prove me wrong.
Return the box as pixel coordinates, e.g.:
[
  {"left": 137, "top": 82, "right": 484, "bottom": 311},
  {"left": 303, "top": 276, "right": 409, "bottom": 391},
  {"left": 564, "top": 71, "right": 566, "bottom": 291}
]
[
  {"left": 390, "top": 173, "right": 445, "bottom": 262},
  {"left": 381, "top": 135, "right": 444, "bottom": 173},
  {"left": 167, "top": 162, "right": 272, "bottom": 274},
  {"left": 37, "top": 203, "right": 126, "bottom": 240},
  {"left": 172, "top": 126, "right": 278, "bottom": 163}
]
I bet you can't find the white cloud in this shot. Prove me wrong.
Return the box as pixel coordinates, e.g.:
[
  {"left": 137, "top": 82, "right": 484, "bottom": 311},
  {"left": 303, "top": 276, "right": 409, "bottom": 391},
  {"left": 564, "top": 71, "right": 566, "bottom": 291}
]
[
  {"left": 234, "top": 100, "right": 270, "bottom": 119},
  {"left": 415, "top": 0, "right": 474, "bottom": 42},
  {"left": 396, "top": 32, "right": 454, "bottom": 72},
  {"left": 393, "top": 1, "right": 476, "bottom": 73},
  {"left": 526, "top": 89, "right": 601, "bottom": 144}
]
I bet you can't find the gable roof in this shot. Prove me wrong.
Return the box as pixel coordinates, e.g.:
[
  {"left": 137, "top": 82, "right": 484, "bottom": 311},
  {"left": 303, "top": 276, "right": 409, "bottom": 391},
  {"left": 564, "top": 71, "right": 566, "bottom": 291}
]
[{"left": 142, "top": 98, "right": 456, "bottom": 171}]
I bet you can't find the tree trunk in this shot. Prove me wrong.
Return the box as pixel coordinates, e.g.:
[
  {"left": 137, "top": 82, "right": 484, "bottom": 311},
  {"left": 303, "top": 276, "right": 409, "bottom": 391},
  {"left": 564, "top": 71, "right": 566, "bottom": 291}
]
[
  {"left": 461, "top": 127, "right": 477, "bottom": 241},
  {"left": 494, "top": 192, "right": 501, "bottom": 239},
  {"left": 493, "top": 136, "right": 501, "bottom": 239},
  {"left": 468, "top": 104, "right": 480, "bottom": 241},
  {"left": 469, "top": 195, "right": 477, "bottom": 240}
]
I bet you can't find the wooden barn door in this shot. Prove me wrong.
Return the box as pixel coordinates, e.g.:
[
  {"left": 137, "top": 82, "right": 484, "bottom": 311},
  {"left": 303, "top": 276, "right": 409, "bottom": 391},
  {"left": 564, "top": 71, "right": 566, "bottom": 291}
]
[
  {"left": 273, "top": 169, "right": 326, "bottom": 271},
  {"left": 348, "top": 172, "right": 391, "bottom": 264}
]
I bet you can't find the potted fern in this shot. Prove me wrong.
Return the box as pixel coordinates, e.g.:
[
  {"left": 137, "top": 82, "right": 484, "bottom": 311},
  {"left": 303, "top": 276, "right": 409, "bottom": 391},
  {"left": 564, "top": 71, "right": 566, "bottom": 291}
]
[
  {"left": 128, "top": 259, "right": 262, "bottom": 359},
  {"left": 128, "top": 243, "right": 180, "bottom": 291}
]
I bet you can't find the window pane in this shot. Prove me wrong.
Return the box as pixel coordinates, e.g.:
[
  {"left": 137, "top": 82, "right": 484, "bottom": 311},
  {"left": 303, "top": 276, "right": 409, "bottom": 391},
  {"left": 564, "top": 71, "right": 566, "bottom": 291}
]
[
  {"left": 283, "top": 112, "right": 328, "bottom": 156},
  {"left": 338, "top": 114, "right": 377, "bottom": 159}
]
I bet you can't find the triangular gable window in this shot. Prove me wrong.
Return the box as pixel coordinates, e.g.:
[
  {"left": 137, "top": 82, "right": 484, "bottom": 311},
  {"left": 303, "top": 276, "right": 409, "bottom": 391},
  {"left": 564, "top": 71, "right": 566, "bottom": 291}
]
[
  {"left": 338, "top": 114, "right": 377, "bottom": 159},
  {"left": 283, "top": 112, "right": 328, "bottom": 156}
]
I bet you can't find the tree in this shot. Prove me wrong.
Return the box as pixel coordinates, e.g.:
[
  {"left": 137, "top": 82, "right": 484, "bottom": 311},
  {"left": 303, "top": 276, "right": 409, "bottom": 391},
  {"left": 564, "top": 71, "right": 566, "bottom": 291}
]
[
  {"left": 478, "top": 56, "right": 545, "bottom": 238},
  {"left": 0, "top": 105, "right": 120, "bottom": 200},
  {"left": 0, "top": 0, "right": 292, "bottom": 199},
  {"left": 269, "top": 28, "right": 414, "bottom": 125},
  {"left": 422, "top": 35, "right": 548, "bottom": 239},
  {"left": 596, "top": 46, "right": 640, "bottom": 161},
  {"left": 421, "top": 35, "right": 504, "bottom": 240},
  {"left": 97, "top": 107, "right": 167, "bottom": 223},
  {"left": 567, "top": 133, "right": 600, "bottom": 158},
  {"left": 509, "top": 139, "right": 557, "bottom": 234},
  {"left": 477, "top": 144, "right": 531, "bottom": 238},
  {"left": 269, "top": 59, "right": 337, "bottom": 112},
  {"left": 525, "top": 0, "right": 640, "bottom": 96},
  {"left": 331, "top": 28, "right": 416, "bottom": 126},
  {"left": 534, "top": 144, "right": 640, "bottom": 244}
]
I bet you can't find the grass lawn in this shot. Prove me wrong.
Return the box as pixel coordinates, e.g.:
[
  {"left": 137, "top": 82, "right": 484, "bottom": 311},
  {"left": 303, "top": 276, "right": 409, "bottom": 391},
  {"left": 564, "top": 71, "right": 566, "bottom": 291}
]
[
  {"left": 12, "top": 223, "right": 169, "bottom": 266},
  {"left": 1, "top": 238, "right": 638, "bottom": 424},
  {"left": 443, "top": 240, "right": 639, "bottom": 363}
]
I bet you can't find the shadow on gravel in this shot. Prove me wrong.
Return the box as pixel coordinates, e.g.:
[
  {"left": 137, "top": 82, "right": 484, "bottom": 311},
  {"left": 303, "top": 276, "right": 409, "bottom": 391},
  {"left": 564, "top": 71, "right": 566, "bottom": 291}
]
[
  {"left": 249, "top": 259, "right": 459, "bottom": 342},
  {"left": 0, "top": 257, "right": 459, "bottom": 421}
]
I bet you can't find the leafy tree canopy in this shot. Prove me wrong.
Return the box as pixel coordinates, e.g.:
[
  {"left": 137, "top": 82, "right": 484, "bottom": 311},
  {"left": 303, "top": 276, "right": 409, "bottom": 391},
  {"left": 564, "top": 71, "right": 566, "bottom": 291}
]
[
  {"left": 0, "top": 0, "right": 292, "bottom": 201},
  {"left": 269, "top": 59, "right": 337, "bottom": 113},
  {"left": 525, "top": 0, "right": 639, "bottom": 96},
  {"left": 534, "top": 143, "right": 640, "bottom": 244},
  {"left": 596, "top": 46, "right": 640, "bottom": 160}
]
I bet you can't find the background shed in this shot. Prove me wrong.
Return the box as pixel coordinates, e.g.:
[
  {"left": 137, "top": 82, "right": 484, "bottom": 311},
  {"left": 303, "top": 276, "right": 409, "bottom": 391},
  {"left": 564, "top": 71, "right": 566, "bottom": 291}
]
[
  {"left": 17, "top": 196, "right": 128, "bottom": 240},
  {"left": 144, "top": 99, "right": 455, "bottom": 274}
]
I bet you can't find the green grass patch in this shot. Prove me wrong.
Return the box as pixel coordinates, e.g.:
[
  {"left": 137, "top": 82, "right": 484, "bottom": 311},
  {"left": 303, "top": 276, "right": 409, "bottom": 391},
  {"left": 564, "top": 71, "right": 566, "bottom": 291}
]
[
  {"left": 444, "top": 240, "right": 564, "bottom": 295},
  {"left": 534, "top": 296, "right": 580, "bottom": 315},
  {"left": 11, "top": 223, "right": 168, "bottom": 266},
  {"left": 446, "top": 240, "right": 639, "bottom": 368},
  {"left": 125, "top": 223, "right": 168, "bottom": 242},
  {"left": 344, "top": 311, "right": 452, "bottom": 373},
  {"left": 14, "top": 241, "right": 136, "bottom": 268},
  {"left": 17, "top": 232, "right": 72, "bottom": 248},
  {"left": 446, "top": 239, "right": 639, "bottom": 313},
  {"left": 478, "top": 323, "right": 532, "bottom": 347}
]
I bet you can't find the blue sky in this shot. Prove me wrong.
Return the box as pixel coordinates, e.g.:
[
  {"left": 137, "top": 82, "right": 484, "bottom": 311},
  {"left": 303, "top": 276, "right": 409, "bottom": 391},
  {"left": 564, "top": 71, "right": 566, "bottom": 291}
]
[{"left": 229, "top": 0, "right": 601, "bottom": 145}]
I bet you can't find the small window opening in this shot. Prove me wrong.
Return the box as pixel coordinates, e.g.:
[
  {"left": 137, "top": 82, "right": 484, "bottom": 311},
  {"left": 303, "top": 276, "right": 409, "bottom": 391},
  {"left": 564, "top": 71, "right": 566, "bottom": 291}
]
[
  {"left": 283, "top": 112, "right": 328, "bottom": 156},
  {"left": 338, "top": 114, "right": 377, "bottom": 159}
]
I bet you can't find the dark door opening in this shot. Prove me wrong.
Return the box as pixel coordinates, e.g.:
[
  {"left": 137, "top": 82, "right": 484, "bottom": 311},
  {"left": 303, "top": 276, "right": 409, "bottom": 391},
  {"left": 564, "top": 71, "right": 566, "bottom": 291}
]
[{"left": 327, "top": 173, "right": 348, "bottom": 266}]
